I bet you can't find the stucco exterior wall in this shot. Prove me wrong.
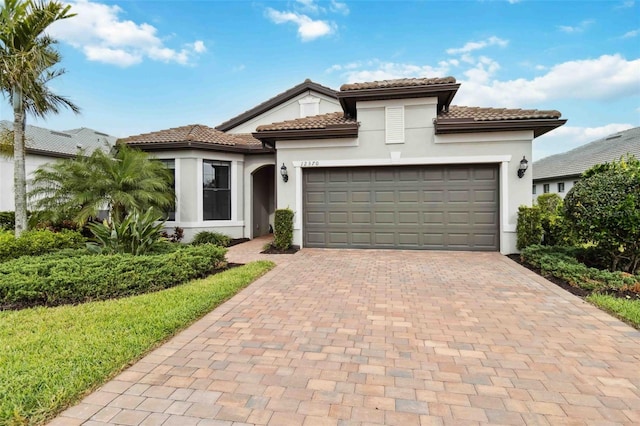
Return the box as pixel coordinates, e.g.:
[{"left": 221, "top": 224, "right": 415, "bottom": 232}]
[
  {"left": 226, "top": 92, "right": 341, "bottom": 134},
  {"left": 273, "top": 97, "right": 534, "bottom": 254},
  {"left": 149, "top": 150, "right": 247, "bottom": 242},
  {"left": 0, "top": 154, "right": 61, "bottom": 212}
]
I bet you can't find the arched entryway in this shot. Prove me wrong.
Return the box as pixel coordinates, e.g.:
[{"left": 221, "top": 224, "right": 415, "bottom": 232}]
[{"left": 251, "top": 165, "right": 275, "bottom": 238}]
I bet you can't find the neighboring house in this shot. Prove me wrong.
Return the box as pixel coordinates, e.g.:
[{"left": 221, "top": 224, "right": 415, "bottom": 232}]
[
  {"left": 532, "top": 127, "right": 640, "bottom": 202},
  {"left": 0, "top": 120, "right": 116, "bottom": 212},
  {"left": 120, "top": 77, "right": 566, "bottom": 253}
]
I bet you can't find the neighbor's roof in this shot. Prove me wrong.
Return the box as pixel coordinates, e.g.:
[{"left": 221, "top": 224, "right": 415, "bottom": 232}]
[
  {"left": 340, "top": 77, "right": 457, "bottom": 91},
  {"left": 215, "top": 79, "right": 338, "bottom": 132},
  {"left": 533, "top": 126, "right": 640, "bottom": 181},
  {"left": 0, "top": 120, "right": 115, "bottom": 158},
  {"left": 119, "top": 124, "right": 267, "bottom": 153}
]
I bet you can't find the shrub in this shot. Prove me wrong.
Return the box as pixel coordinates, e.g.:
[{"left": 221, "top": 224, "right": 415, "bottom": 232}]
[
  {"left": 0, "top": 244, "right": 227, "bottom": 308},
  {"left": 520, "top": 245, "right": 639, "bottom": 292},
  {"left": 191, "top": 231, "right": 231, "bottom": 247},
  {"left": 0, "top": 229, "right": 85, "bottom": 262},
  {"left": 162, "top": 226, "right": 184, "bottom": 243},
  {"left": 564, "top": 155, "right": 640, "bottom": 273},
  {"left": 87, "top": 208, "right": 165, "bottom": 255},
  {"left": 274, "top": 208, "right": 294, "bottom": 250},
  {"left": 536, "top": 194, "right": 572, "bottom": 246},
  {"left": 0, "top": 211, "right": 15, "bottom": 230},
  {"left": 516, "top": 206, "right": 542, "bottom": 250}
]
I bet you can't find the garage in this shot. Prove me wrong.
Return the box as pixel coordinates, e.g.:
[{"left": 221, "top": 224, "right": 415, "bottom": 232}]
[{"left": 303, "top": 164, "right": 499, "bottom": 251}]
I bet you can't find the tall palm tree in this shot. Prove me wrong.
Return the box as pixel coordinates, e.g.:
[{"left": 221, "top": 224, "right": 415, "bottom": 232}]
[
  {"left": 29, "top": 144, "right": 175, "bottom": 225},
  {"left": 0, "top": 0, "right": 79, "bottom": 237}
]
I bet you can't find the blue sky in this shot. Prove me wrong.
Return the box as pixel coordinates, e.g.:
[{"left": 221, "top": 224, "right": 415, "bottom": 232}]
[{"left": 1, "top": 0, "right": 638, "bottom": 160}]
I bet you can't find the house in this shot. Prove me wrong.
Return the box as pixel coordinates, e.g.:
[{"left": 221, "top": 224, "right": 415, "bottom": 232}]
[
  {"left": 0, "top": 120, "right": 116, "bottom": 212},
  {"left": 532, "top": 126, "right": 640, "bottom": 201},
  {"left": 120, "top": 77, "right": 566, "bottom": 254}
]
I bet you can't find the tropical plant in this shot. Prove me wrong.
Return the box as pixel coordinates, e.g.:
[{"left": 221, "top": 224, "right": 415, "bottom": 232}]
[
  {"left": 86, "top": 208, "right": 166, "bottom": 255},
  {"left": 0, "top": 0, "right": 79, "bottom": 237},
  {"left": 564, "top": 155, "right": 640, "bottom": 273},
  {"left": 29, "top": 144, "right": 174, "bottom": 225}
]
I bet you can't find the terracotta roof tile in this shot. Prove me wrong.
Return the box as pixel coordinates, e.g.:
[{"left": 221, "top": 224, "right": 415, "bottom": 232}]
[
  {"left": 340, "top": 77, "right": 457, "bottom": 91},
  {"left": 256, "top": 112, "right": 357, "bottom": 132},
  {"left": 439, "top": 106, "right": 562, "bottom": 121},
  {"left": 119, "top": 124, "right": 236, "bottom": 146}
]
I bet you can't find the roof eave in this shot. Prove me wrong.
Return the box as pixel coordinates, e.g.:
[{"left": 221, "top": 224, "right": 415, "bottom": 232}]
[
  {"left": 435, "top": 118, "right": 567, "bottom": 138},
  {"left": 252, "top": 126, "right": 359, "bottom": 144},
  {"left": 337, "top": 83, "right": 461, "bottom": 118},
  {"left": 122, "top": 141, "right": 271, "bottom": 154},
  {"left": 25, "top": 147, "right": 76, "bottom": 158},
  {"left": 215, "top": 81, "right": 338, "bottom": 132}
]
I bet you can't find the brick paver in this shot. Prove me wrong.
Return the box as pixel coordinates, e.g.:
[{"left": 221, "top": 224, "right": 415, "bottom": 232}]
[{"left": 50, "top": 241, "right": 640, "bottom": 425}]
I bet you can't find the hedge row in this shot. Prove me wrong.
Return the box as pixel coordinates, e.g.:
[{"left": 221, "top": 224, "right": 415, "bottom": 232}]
[
  {"left": 520, "top": 245, "right": 639, "bottom": 292},
  {"left": 0, "top": 244, "right": 227, "bottom": 309},
  {"left": 0, "top": 229, "right": 85, "bottom": 262}
]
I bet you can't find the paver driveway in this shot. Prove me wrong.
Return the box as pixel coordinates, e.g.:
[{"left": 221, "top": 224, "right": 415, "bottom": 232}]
[{"left": 52, "top": 244, "right": 640, "bottom": 425}]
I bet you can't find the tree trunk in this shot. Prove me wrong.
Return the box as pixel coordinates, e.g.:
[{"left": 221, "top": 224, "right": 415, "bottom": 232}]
[{"left": 13, "top": 86, "right": 27, "bottom": 237}]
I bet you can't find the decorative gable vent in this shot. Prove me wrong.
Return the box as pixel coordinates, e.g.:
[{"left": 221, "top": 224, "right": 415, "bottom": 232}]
[
  {"left": 385, "top": 106, "right": 404, "bottom": 144},
  {"left": 299, "top": 95, "right": 320, "bottom": 117}
]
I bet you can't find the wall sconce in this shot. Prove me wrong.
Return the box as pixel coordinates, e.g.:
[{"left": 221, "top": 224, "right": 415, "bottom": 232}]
[
  {"left": 280, "top": 163, "right": 289, "bottom": 182},
  {"left": 517, "top": 156, "right": 529, "bottom": 178}
]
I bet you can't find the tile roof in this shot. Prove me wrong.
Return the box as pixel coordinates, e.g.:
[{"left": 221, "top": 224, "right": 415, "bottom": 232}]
[
  {"left": 119, "top": 124, "right": 264, "bottom": 151},
  {"left": 340, "top": 77, "right": 457, "bottom": 91},
  {"left": 439, "top": 106, "right": 562, "bottom": 121},
  {"left": 533, "top": 126, "right": 640, "bottom": 180},
  {"left": 216, "top": 79, "right": 338, "bottom": 132},
  {"left": 0, "top": 120, "right": 115, "bottom": 157},
  {"left": 255, "top": 112, "right": 357, "bottom": 132}
]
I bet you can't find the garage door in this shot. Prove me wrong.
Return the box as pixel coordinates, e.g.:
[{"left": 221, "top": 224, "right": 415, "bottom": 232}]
[{"left": 303, "top": 164, "right": 499, "bottom": 251}]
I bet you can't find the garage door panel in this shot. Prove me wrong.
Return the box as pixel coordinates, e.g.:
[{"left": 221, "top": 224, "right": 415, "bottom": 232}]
[{"left": 303, "top": 165, "right": 499, "bottom": 251}]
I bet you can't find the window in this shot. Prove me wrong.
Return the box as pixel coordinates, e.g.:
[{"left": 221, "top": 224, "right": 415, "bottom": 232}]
[
  {"left": 543, "top": 184, "right": 550, "bottom": 194},
  {"left": 203, "top": 160, "right": 231, "bottom": 220},
  {"left": 159, "top": 159, "right": 176, "bottom": 221},
  {"left": 532, "top": 184, "right": 536, "bottom": 195},
  {"left": 558, "top": 182, "right": 565, "bottom": 193},
  {"left": 385, "top": 106, "right": 404, "bottom": 144}
]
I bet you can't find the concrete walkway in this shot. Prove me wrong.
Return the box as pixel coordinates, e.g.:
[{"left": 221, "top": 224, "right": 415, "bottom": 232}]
[{"left": 51, "top": 242, "right": 640, "bottom": 425}]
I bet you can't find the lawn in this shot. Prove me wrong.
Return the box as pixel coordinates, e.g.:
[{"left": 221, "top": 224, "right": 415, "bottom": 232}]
[
  {"left": 0, "top": 260, "right": 275, "bottom": 425},
  {"left": 587, "top": 293, "right": 640, "bottom": 329}
]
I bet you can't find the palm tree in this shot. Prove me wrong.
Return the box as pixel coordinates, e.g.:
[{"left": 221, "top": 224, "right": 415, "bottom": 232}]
[
  {"left": 29, "top": 144, "right": 175, "bottom": 225},
  {"left": 0, "top": 0, "right": 79, "bottom": 237}
]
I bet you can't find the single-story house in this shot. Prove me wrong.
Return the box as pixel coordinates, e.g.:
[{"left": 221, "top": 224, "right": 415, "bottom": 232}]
[
  {"left": 532, "top": 126, "right": 640, "bottom": 202},
  {"left": 120, "top": 77, "right": 566, "bottom": 254},
  {"left": 0, "top": 120, "right": 116, "bottom": 212}
]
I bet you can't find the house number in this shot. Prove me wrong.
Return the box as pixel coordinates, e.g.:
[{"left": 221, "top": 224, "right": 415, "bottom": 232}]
[{"left": 300, "top": 161, "right": 320, "bottom": 167}]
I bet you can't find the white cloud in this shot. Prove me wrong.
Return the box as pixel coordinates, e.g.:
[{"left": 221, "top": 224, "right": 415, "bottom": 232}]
[
  {"left": 507, "top": 0, "right": 522, "bottom": 4},
  {"left": 622, "top": 29, "right": 640, "bottom": 38},
  {"left": 330, "top": 0, "right": 350, "bottom": 15},
  {"left": 266, "top": 8, "right": 334, "bottom": 41},
  {"left": 295, "top": 0, "right": 321, "bottom": 14},
  {"left": 456, "top": 54, "right": 640, "bottom": 107},
  {"left": 534, "top": 124, "right": 635, "bottom": 160},
  {"left": 446, "top": 36, "right": 508, "bottom": 55},
  {"left": 48, "top": 0, "right": 206, "bottom": 67},
  {"left": 326, "top": 59, "right": 450, "bottom": 82},
  {"left": 616, "top": 1, "right": 635, "bottom": 9},
  {"left": 558, "top": 19, "right": 594, "bottom": 33}
]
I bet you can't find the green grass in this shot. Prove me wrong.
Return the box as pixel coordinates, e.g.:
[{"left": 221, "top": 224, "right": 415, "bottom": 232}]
[
  {"left": 587, "top": 293, "right": 640, "bottom": 329},
  {"left": 0, "top": 261, "right": 275, "bottom": 425}
]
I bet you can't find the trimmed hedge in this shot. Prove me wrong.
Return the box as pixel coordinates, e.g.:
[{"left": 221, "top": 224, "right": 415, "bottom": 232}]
[
  {"left": 0, "top": 244, "right": 227, "bottom": 309},
  {"left": 0, "top": 229, "right": 85, "bottom": 262},
  {"left": 520, "top": 245, "right": 639, "bottom": 292},
  {"left": 191, "top": 231, "right": 231, "bottom": 247},
  {"left": 274, "top": 208, "right": 294, "bottom": 250}
]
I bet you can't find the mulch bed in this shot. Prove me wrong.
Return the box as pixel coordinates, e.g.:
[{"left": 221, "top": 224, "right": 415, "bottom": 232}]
[
  {"left": 261, "top": 244, "right": 299, "bottom": 255},
  {"left": 229, "top": 238, "right": 250, "bottom": 247},
  {"left": 507, "top": 254, "right": 640, "bottom": 301}
]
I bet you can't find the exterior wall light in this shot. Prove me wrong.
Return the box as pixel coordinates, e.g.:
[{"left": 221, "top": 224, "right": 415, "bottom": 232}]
[
  {"left": 518, "top": 156, "right": 529, "bottom": 178},
  {"left": 280, "top": 163, "right": 289, "bottom": 182}
]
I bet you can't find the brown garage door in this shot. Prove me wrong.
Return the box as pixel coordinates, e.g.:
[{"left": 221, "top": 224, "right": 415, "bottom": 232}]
[{"left": 303, "top": 164, "right": 499, "bottom": 250}]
